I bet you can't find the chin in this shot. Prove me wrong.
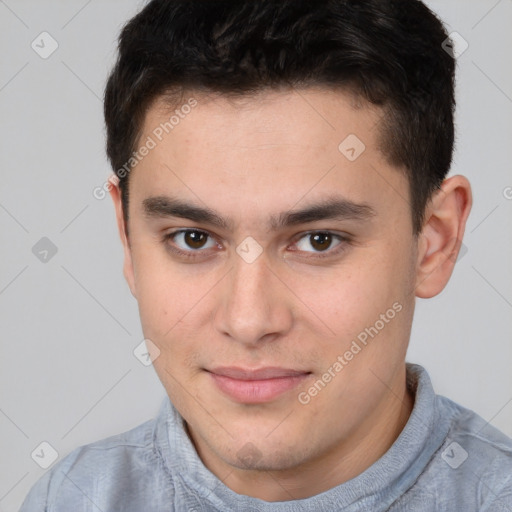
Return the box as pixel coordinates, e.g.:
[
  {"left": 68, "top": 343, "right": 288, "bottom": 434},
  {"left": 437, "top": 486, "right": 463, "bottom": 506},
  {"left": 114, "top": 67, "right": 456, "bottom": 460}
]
[{"left": 216, "top": 433, "right": 310, "bottom": 472}]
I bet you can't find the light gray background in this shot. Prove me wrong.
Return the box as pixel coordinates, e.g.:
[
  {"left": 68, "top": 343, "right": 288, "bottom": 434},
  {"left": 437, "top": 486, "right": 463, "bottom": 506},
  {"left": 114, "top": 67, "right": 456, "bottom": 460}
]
[{"left": 0, "top": 1, "right": 511, "bottom": 510}]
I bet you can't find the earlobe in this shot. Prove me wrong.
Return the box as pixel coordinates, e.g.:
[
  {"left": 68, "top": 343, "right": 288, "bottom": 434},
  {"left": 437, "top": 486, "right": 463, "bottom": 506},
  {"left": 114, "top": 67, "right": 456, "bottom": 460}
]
[
  {"left": 415, "top": 175, "right": 472, "bottom": 298},
  {"left": 109, "top": 178, "right": 137, "bottom": 298}
]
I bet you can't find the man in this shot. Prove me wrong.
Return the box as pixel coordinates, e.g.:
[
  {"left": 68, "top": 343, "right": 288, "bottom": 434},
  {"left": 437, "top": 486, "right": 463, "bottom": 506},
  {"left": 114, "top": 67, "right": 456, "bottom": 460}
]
[{"left": 20, "top": 0, "right": 512, "bottom": 510}]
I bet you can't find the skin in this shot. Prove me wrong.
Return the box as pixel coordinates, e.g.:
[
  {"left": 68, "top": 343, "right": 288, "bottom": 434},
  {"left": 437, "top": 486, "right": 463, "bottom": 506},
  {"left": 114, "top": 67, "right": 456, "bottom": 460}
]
[{"left": 110, "top": 87, "right": 472, "bottom": 501}]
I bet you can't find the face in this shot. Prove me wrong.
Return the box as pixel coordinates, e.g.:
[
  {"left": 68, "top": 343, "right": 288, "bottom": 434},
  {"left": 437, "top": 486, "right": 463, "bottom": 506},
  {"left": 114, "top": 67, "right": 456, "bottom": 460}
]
[{"left": 116, "top": 88, "right": 420, "bottom": 483}]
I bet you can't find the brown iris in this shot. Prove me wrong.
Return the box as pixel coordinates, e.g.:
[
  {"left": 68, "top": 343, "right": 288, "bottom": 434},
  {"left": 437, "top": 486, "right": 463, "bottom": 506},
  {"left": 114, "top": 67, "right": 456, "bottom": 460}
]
[
  {"left": 184, "top": 231, "right": 208, "bottom": 249},
  {"left": 309, "top": 232, "right": 333, "bottom": 251}
]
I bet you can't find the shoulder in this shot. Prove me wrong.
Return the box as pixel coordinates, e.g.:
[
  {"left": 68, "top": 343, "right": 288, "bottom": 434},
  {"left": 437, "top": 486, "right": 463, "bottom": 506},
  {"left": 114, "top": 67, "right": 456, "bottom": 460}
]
[
  {"left": 19, "top": 410, "right": 174, "bottom": 511},
  {"left": 432, "top": 395, "right": 512, "bottom": 508},
  {"left": 438, "top": 394, "right": 512, "bottom": 464}
]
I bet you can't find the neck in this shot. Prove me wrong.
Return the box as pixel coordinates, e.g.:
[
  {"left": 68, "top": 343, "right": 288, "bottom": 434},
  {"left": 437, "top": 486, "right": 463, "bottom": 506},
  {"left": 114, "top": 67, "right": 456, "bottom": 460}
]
[{"left": 187, "top": 367, "right": 414, "bottom": 501}]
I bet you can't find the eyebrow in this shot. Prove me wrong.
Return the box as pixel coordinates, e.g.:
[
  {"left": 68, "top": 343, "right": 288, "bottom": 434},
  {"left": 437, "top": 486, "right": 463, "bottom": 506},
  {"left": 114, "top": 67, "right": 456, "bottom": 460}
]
[{"left": 142, "top": 195, "right": 376, "bottom": 231}]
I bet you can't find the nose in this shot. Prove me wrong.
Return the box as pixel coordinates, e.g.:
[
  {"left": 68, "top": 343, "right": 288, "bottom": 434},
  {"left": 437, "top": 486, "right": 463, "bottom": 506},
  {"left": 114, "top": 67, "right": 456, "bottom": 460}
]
[{"left": 214, "top": 249, "right": 293, "bottom": 347}]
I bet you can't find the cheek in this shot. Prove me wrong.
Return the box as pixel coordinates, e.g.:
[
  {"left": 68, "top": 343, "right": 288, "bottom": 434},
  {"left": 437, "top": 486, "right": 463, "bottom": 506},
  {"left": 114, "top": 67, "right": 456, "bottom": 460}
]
[
  {"left": 137, "top": 280, "right": 175, "bottom": 339},
  {"left": 293, "top": 244, "right": 413, "bottom": 358},
  {"left": 292, "top": 259, "right": 397, "bottom": 334},
  {"left": 130, "top": 245, "right": 216, "bottom": 369},
  {"left": 130, "top": 245, "right": 184, "bottom": 339},
  {"left": 134, "top": 260, "right": 201, "bottom": 408}
]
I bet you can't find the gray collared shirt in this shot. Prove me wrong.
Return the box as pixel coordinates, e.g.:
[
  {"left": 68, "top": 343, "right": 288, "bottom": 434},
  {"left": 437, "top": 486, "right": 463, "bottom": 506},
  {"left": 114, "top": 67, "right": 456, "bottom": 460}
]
[{"left": 20, "top": 364, "right": 512, "bottom": 511}]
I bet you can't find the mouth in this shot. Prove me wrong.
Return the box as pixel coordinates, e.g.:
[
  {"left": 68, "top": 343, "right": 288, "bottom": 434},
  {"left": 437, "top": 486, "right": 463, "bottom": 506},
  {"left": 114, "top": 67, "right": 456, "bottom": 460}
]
[{"left": 206, "top": 366, "right": 312, "bottom": 404}]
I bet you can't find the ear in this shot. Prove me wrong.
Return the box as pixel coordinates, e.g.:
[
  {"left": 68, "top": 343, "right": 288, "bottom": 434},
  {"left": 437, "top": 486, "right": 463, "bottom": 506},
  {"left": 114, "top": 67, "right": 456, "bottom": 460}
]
[
  {"left": 415, "top": 175, "right": 472, "bottom": 298},
  {"left": 109, "top": 177, "right": 137, "bottom": 298}
]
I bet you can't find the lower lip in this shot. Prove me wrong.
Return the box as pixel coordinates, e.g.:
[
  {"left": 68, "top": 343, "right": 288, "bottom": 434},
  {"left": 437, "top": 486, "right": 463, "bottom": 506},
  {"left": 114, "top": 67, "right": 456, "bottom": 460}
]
[{"left": 208, "top": 372, "right": 310, "bottom": 404}]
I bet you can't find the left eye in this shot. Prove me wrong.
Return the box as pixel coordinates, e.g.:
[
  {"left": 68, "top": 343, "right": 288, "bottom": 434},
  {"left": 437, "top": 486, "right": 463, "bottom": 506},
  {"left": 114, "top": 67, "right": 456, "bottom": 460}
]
[{"left": 294, "top": 232, "right": 342, "bottom": 253}]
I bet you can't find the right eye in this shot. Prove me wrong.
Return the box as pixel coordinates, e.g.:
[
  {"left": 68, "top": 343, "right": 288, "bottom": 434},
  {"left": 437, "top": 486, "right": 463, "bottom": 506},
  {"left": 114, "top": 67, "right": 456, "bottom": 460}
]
[{"left": 163, "top": 229, "right": 221, "bottom": 260}]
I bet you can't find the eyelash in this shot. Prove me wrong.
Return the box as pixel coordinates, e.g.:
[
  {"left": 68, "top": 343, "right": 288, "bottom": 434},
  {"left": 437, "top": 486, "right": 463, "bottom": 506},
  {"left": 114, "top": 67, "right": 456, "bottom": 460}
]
[{"left": 162, "top": 229, "right": 351, "bottom": 261}]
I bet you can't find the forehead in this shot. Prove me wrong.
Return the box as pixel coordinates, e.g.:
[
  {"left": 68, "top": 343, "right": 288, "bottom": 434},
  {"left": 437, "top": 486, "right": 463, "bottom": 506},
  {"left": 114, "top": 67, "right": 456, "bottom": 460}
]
[
  {"left": 145, "top": 86, "right": 377, "bottom": 152},
  {"left": 129, "top": 87, "right": 410, "bottom": 230}
]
